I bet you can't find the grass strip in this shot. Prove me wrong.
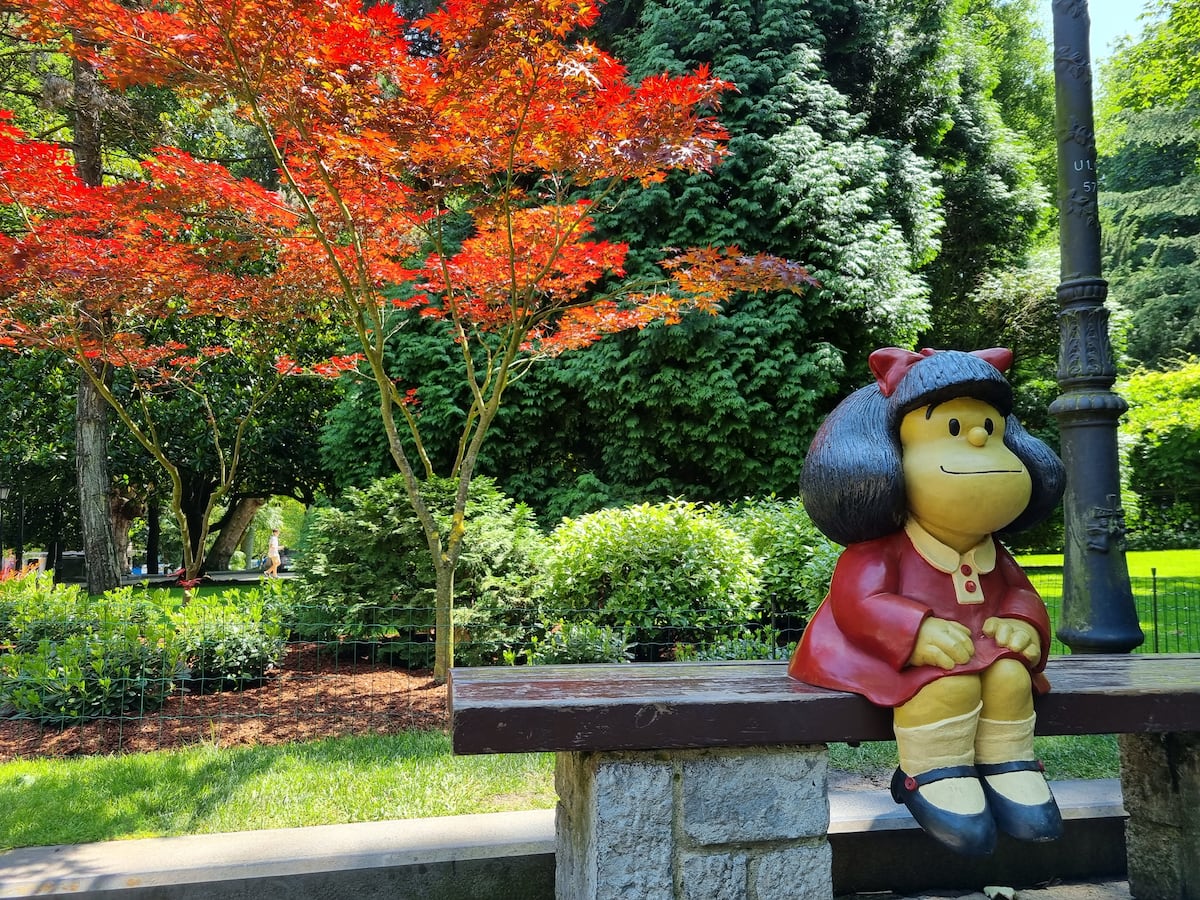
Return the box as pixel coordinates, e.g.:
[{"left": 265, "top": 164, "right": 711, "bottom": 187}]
[
  {"left": 0, "top": 730, "right": 555, "bottom": 850},
  {"left": 0, "top": 727, "right": 1120, "bottom": 851}
]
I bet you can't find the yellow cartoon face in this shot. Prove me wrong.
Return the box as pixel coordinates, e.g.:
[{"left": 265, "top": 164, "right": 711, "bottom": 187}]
[{"left": 900, "top": 397, "right": 1032, "bottom": 549}]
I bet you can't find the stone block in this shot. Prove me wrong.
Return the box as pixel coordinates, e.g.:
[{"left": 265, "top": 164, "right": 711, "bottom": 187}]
[
  {"left": 555, "top": 752, "right": 675, "bottom": 900},
  {"left": 1118, "top": 731, "right": 1200, "bottom": 900},
  {"left": 681, "top": 746, "right": 828, "bottom": 845},
  {"left": 680, "top": 851, "right": 749, "bottom": 900},
  {"left": 752, "top": 841, "right": 833, "bottom": 900}
]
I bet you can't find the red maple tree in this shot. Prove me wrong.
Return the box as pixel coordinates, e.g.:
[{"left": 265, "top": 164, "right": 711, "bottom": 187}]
[
  {"left": 0, "top": 112, "right": 353, "bottom": 580},
  {"left": 2, "top": 0, "right": 815, "bottom": 678}
]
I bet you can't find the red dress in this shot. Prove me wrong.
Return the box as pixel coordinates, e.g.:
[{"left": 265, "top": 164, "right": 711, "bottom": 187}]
[{"left": 789, "top": 524, "right": 1051, "bottom": 707}]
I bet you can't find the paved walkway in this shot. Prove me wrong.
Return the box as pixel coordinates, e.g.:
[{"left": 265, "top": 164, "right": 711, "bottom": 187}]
[{"left": 838, "top": 882, "right": 1130, "bottom": 900}]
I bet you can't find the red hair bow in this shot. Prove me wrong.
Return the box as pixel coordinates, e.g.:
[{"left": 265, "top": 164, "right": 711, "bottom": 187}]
[{"left": 869, "top": 347, "right": 1013, "bottom": 398}]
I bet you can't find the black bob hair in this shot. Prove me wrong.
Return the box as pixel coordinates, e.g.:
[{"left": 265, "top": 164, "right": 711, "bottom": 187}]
[{"left": 800, "top": 349, "right": 1065, "bottom": 547}]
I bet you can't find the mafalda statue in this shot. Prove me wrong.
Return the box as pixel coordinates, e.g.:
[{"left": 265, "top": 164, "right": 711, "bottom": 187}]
[{"left": 789, "top": 347, "right": 1066, "bottom": 856}]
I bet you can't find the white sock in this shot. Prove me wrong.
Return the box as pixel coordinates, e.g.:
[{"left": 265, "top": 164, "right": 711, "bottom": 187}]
[
  {"left": 975, "top": 713, "right": 1052, "bottom": 805},
  {"left": 894, "top": 703, "right": 985, "bottom": 815}
]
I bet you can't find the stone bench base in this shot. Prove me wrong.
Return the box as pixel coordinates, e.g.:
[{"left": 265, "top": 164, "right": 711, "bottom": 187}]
[{"left": 556, "top": 746, "right": 831, "bottom": 899}]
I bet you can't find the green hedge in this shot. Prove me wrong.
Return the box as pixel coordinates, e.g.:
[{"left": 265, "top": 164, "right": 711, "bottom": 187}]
[
  {"left": 541, "top": 500, "right": 762, "bottom": 659},
  {"left": 294, "top": 475, "right": 542, "bottom": 667},
  {"left": 0, "top": 573, "right": 295, "bottom": 723}
]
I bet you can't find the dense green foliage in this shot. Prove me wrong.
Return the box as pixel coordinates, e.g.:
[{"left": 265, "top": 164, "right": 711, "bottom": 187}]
[
  {"left": 1100, "top": 101, "right": 1200, "bottom": 366},
  {"left": 317, "top": 0, "right": 1056, "bottom": 519},
  {"left": 0, "top": 579, "right": 178, "bottom": 722},
  {"left": 0, "top": 574, "right": 292, "bottom": 722},
  {"left": 540, "top": 500, "right": 762, "bottom": 659},
  {"left": 721, "top": 496, "right": 839, "bottom": 626},
  {"left": 524, "top": 622, "right": 635, "bottom": 665},
  {"left": 1119, "top": 362, "right": 1200, "bottom": 546},
  {"left": 173, "top": 583, "right": 292, "bottom": 691},
  {"left": 1097, "top": 2, "right": 1200, "bottom": 368},
  {"left": 293, "top": 476, "right": 542, "bottom": 666},
  {"left": 292, "top": 486, "right": 846, "bottom": 664},
  {"left": 0, "top": 354, "right": 80, "bottom": 556}
]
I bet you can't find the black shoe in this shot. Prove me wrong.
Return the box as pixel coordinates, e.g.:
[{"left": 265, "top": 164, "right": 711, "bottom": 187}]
[
  {"left": 890, "top": 765, "right": 997, "bottom": 857},
  {"left": 977, "top": 759, "right": 1064, "bottom": 842}
]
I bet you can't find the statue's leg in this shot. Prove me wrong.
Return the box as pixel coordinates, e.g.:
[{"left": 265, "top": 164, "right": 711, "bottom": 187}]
[
  {"left": 891, "top": 674, "right": 995, "bottom": 855},
  {"left": 975, "top": 659, "right": 1062, "bottom": 842}
]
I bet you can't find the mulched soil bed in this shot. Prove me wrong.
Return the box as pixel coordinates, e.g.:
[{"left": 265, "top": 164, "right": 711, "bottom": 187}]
[{"left": 0, "top": 642, "right": 448, "bottom": 762}]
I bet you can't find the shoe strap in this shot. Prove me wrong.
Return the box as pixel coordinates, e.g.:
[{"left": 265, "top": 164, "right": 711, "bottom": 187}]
[
  {"left": 905, "top": 764, "right": 979, "bottom": 788},
  {"left": 976, "top": 759, "right": 1046, "bottom": 776}
]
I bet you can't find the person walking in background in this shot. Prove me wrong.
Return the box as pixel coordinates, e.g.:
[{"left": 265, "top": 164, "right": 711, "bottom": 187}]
[{"left": 265, "top": 528, "right": 282, "bottom": 577}]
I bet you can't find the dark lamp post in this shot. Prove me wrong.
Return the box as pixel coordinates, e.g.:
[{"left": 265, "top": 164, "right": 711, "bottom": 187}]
[
  {"left": 0, "top": 484, "right": 8, "bottom": 569},
  {"left": 1050, "top": 0, "right": 1143, "bottom": 653}
]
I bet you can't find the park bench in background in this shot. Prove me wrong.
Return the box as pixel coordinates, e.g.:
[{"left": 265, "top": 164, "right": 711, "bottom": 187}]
[{"left": 450, "top": 654, "right": 1200, "bottom": 900}]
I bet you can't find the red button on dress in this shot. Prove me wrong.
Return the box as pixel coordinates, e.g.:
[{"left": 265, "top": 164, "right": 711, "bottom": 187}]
[
  {"left": 961, "top": 564, "right": 972, "bottom": 576},
  {"left": 964, "top": 581, "right": 977, "bottom": 593}
]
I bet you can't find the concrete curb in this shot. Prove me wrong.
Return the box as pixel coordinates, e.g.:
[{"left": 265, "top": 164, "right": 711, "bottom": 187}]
[
  {"left": 0, "top": 811, "right": 555, "bottom": 899},
  {"left": 0, "top": 781, "right": 1125, "bottom": 899}
]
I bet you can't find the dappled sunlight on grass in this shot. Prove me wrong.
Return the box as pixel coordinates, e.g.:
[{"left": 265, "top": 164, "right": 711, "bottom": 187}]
[{"left": 0, "top": 732, "right": 555, "bottom": 850}]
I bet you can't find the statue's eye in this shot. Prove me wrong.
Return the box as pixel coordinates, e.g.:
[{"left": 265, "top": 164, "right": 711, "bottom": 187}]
[
  {"left": 984, "top": 418, "right": 995, "bottom": 434},
  {"left": 948, "top": 419, "right": 961, "bottom": 436}
]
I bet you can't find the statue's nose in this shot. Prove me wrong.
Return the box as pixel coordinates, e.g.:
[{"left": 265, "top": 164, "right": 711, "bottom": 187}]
[{"left": 967, "top": 426, "right": 989, "bottom": 447}]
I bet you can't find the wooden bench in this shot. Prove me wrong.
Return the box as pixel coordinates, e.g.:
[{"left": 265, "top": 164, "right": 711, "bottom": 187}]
[{"left": 450, "top": 654, "right": 1200, "bottom": 900}]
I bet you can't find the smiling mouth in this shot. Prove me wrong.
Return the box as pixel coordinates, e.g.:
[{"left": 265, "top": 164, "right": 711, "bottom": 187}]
[{"left": 940, "top": 466, "right": 1023, "bottom": 475}]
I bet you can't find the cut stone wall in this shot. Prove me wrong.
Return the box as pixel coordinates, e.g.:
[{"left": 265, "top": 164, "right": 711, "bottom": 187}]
[
  {"left": 1119, "top": 731, "right": 1200, "bottom": 900},
  {"left": 555, "top": 745, "right": 831, "bottom": 900}
]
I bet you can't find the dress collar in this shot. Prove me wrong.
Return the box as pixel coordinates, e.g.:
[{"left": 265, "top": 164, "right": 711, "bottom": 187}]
[{"left": 904, "top": 518, "right": 996, "bottom": 574}]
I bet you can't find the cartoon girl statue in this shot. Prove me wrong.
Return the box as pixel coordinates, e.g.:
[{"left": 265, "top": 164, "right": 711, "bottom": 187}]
[{"left": 789, "top": 347, "right": 1066, "bottom": 856}]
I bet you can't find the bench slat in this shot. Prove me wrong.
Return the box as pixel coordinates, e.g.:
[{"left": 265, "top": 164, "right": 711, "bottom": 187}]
[{"left": 449, "top": 654, "right": 1200, "bottom": 754}]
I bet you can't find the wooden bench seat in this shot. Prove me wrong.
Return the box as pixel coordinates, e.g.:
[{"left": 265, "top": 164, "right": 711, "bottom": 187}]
[
  {"left": 450, "top": 654, "right": 1200, "bottom": 753},
  {"left": 450, "top": 654, "right": 1200, "bottom": 900}
]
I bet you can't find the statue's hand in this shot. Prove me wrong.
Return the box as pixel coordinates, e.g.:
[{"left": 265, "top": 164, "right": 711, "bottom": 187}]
[
  {"left": 983, "top": 616, "right": 1042, "bottom": 665},
  {"left": 908, "top": 617, "right": 975, "bottom": 670}
]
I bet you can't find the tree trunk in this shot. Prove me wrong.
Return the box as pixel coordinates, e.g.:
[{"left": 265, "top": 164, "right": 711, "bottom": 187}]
[
  {"left": 109, "top": 489, "right": 144, "bottom": 576},
  {"left": 71, "top": 50, "right": 119, "bottom": 594},
  {"left": 71, "top": 54, "right": 103, "bottom": 185},
  {"left": 433, "top": 558, "right": 455, "bottom": 683},
  {"left": 179, "top": 471, "right": 215, "bottom": 577},
  {"left": 76, "top": 370, "right": 121, "bottom": 593},
  {"left": 146, "top": 496, "right": 160, "bottom": 574},
  {"left": 205, "top": 497, "right": 266, "bottom": 572}
]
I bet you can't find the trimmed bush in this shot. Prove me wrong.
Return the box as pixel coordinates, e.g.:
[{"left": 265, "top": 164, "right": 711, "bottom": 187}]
[
  {"left": 541, "top": 500, "right": 761, "bottom": 659},
  {"left": 0, "top": 583, "right": 181, "bottom": 723},
  {"left": 723, "top": 496, "right": 839, "bottom": 633},
  {"left": 295, "top": 475, "right": 542, "bottom": 667},
  {"left": 172, "top": 584, "right": 291, "bottom": 692},
  {"left": 525, "top": 621, "right": 634, "bottom": 665}
]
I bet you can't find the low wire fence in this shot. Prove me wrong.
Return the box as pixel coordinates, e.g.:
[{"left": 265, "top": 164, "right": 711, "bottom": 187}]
[
  {"left": 1, "top": 565, "right": 1196, "bottom": 761},
  {"left": 1026, "top": 569, "right": 1200, "bottom": 656}
]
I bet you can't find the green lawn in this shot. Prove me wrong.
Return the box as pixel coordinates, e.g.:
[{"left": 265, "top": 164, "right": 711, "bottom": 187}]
[
  {"left": 0, "top": 731, "right": 555, "bottom": 851},
  {"left": 1016, "top": 548, "right": 1200, "bottom": 578},
  {"left": 1016, "top": 549, "right": 1200, "bottom": 655},
  {"left": 0, "top": 727, "right": 1121, "bottom": 851}
]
